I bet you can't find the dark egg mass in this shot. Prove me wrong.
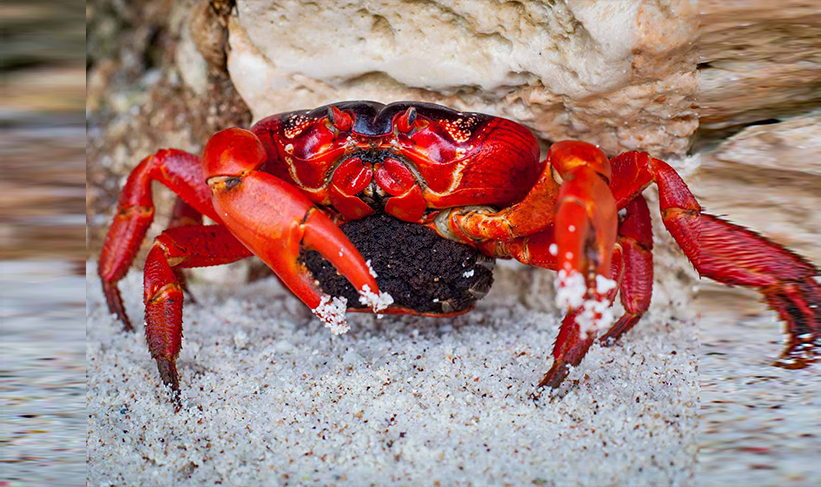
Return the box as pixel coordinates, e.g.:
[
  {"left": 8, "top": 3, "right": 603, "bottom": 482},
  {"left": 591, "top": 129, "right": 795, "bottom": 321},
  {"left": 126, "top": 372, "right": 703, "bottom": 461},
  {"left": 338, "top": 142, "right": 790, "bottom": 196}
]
[{"left": 301, "top": 213, "right": 495, "bottom": 314}]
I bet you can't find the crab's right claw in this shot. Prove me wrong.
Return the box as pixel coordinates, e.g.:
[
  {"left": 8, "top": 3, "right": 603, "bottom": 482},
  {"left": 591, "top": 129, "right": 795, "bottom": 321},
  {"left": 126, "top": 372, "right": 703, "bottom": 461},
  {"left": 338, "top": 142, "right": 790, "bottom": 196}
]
[{"left": 202, "top": 129, "right": 388, "bottom": 332}]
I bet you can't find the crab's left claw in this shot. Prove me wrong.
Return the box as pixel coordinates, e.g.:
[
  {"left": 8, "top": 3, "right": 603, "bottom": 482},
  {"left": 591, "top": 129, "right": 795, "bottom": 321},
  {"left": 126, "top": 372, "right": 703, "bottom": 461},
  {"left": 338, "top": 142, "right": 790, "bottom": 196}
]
[
  {"left": 203, "top": 129, "right": 390, "bottom": 333},
  {"left": 550, "top": 142, "right": 618, "bottom": 329},
  {"left": 536, "top": 141, "right": 620, "bottom": 391}
]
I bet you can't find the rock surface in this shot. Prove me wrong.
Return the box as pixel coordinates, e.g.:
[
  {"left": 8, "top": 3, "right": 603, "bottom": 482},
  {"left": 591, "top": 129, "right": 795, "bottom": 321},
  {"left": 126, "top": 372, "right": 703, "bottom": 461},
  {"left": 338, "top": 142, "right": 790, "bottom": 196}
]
[
  {"left": 698, "top": 0, "right": 821, "bottom": 133},
  {"left": 227, "top": 0, "right": 698, "bottom": 158}
]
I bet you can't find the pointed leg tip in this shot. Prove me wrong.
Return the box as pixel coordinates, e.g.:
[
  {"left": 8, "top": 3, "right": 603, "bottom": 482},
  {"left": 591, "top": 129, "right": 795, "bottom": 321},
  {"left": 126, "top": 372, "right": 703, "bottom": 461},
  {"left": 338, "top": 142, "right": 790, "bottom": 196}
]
[
  {"left": 772, "top": 356, "right": 814, "bottom": 370},
  {"left": 773, "top": 335, "right": 819, "bottom": 370},
  {"left": 598, "top": 335, "right": 617, "bottom": 347},
  {"left": 172, "top": 394, "right": 182, "bottom": 413},
  {"left": 156, "top": 357, "right": 182, "bottom": 409},
  {"left": 773, "top": 352, "right": 816, "bottom": 370},
  {"left": 102, "top": 281, "right": 134, "bottom": 331},
  {"left": 119, "top": 314, "right": 134, "bottom": 332},
  {"left": 537, "top": 360, "right": 571, "bottom": 390}
]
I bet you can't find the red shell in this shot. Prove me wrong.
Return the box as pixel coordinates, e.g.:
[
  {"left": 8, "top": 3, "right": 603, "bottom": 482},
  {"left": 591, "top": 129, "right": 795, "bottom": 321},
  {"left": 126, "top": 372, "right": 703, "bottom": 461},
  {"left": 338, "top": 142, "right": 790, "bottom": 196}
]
[{"left": 251, "top": 101, "right": 542, "bottom": 215}]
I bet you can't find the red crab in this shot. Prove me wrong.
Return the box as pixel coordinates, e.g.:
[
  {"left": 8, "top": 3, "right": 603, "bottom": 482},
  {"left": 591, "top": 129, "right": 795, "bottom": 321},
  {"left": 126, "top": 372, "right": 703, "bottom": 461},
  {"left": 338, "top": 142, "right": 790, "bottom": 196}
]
[{"left": 98, "top": 101, "right": 820, "bottom": 403}]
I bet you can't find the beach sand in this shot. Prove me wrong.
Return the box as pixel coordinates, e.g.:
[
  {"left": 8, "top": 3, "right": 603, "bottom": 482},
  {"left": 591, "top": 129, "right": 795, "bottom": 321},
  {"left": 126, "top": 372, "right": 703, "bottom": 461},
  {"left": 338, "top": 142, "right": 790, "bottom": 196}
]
[{"left": 86, "top": 254, "right": 699, "bottom": 486}]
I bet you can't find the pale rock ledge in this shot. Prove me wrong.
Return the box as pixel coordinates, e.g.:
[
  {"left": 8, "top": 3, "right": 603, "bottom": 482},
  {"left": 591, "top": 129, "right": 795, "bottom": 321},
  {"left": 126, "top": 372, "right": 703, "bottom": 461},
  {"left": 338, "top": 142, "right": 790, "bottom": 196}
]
[{"left": 226, "top": 0, "right": 698, "bottom": 158}]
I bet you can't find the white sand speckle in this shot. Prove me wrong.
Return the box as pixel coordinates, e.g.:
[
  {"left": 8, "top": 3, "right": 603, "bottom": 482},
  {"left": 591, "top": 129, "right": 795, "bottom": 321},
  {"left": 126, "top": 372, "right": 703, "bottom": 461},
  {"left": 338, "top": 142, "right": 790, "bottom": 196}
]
[
  {"left": 314, "top": 295, "right": 350, "bottom": 334},
  {"left": 555, "top": 269, "right": 587, "bottom": 310},
  {"left": 596, "top": 274, "right": 618, "bottom": 295},
  {"left": 357, "top": 284, "right": 394, "bottom": 312},
  {"left": 87, "top": 261, "right": 698, "bottom": 486},
  {"left": 575, "top": 297, "right": 616, "bottom": 339},
  {"left": 365, "top": 259, "right": 378, "bottom": 279}
]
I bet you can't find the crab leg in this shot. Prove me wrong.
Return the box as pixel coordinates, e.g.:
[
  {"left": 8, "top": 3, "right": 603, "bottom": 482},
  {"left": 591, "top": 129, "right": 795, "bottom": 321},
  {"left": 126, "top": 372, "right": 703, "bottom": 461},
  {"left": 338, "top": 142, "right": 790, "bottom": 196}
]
[
  {"left": 478, "top": 229, "right": 622, "bottom": 390},
  {"left": 487, "top": 198, "right": 653, "bottom": 387},
  {"left": 611, "top": 151, "right": 821, "bottom": 367},
  {"left": 437, "top": 157, "right": 558, "bottom": 242},
  {"left": 202, "top": 129, "right": 387, "bottom": 332},
  {"left": 451, "top": 141, "right": 618, "bottom": 313},
  {"left": 168, "top": 198, "right": 205, "bottom": 302},
  {"left": 600, "top": 195, "right": 654, "bottom": 345},
  {"left": 480, "top": 227, "right": 559, "bottom": 270},
  {"left": 538, "top": 246, "right": 624, "bottom": 390},
  {"left": 144, "top": 225, "right": 253, "bottom": 404},
  {"left": 450, "top": 141, "right": 619, "bottom": 320},
  {"left": 98, "top": 149, "right": 222, "bottom": 330},
  {"left": 483, "top": 229, "right": 625, "bottom": 391}
]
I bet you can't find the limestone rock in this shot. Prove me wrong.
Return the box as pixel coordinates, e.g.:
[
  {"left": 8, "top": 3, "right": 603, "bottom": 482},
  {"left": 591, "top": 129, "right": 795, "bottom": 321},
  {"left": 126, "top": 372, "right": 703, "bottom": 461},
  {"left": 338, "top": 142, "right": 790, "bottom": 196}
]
[{"left": 227, "top": 0, "right": 698, "bottom": 158}]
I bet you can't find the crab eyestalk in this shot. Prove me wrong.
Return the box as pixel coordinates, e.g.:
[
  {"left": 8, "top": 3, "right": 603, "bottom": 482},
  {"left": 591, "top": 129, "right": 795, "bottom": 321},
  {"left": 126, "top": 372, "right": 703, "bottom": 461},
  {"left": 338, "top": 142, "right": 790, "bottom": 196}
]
[
  {"left": 395, "top": 107, "right": 417, "bottom": 133},
  {"left": 326, "top": 105, "right": 353, "bottom": 132}
]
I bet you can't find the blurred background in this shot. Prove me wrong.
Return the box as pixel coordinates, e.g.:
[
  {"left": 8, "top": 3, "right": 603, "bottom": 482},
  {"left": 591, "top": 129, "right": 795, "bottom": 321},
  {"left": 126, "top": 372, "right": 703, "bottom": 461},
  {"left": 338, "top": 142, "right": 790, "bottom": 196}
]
[{"left": 2, "top": 0, "right": 86, "bottom": 485}]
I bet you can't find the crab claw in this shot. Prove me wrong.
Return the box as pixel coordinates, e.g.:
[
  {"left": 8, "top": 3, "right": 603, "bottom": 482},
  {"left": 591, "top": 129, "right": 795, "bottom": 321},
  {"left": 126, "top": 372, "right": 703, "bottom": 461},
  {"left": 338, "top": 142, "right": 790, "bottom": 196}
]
[
  {"left": 203, "top": 128, "right": 391, "bottom": 333},
  {"left": 550, "top": 141, "right": 618, "bottom": 337}
]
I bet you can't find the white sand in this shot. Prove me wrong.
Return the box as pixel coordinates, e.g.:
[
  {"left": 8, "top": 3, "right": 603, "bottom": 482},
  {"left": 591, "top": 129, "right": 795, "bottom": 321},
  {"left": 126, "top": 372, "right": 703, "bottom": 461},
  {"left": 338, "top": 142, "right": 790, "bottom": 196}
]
[{"left": 87, "top": 254, "right": 699, "bottom": 487}]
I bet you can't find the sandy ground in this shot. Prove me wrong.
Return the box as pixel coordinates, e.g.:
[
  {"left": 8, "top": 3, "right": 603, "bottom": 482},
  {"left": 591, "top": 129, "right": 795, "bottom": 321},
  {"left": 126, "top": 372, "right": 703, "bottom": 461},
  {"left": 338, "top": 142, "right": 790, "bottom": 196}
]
[
  {"left": 8, "top": 237, "right": 813, "bottom": 487},
  {"left": 86, "top": 259, "right": 699, "bottom": 487}
]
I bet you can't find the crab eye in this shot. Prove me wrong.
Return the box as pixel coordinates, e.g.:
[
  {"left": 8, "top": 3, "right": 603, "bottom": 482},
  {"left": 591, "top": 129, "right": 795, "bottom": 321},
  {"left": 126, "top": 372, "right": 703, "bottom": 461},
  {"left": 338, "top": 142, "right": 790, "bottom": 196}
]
[
  {"left": 326, "top": 105, "right": 353, "bottom": 132},
  {"left": 395, "top": 107, "right": 417, "bottom": 134},
  {"left": 551, "top": 165, "right": 564, "bottom": 185}
]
